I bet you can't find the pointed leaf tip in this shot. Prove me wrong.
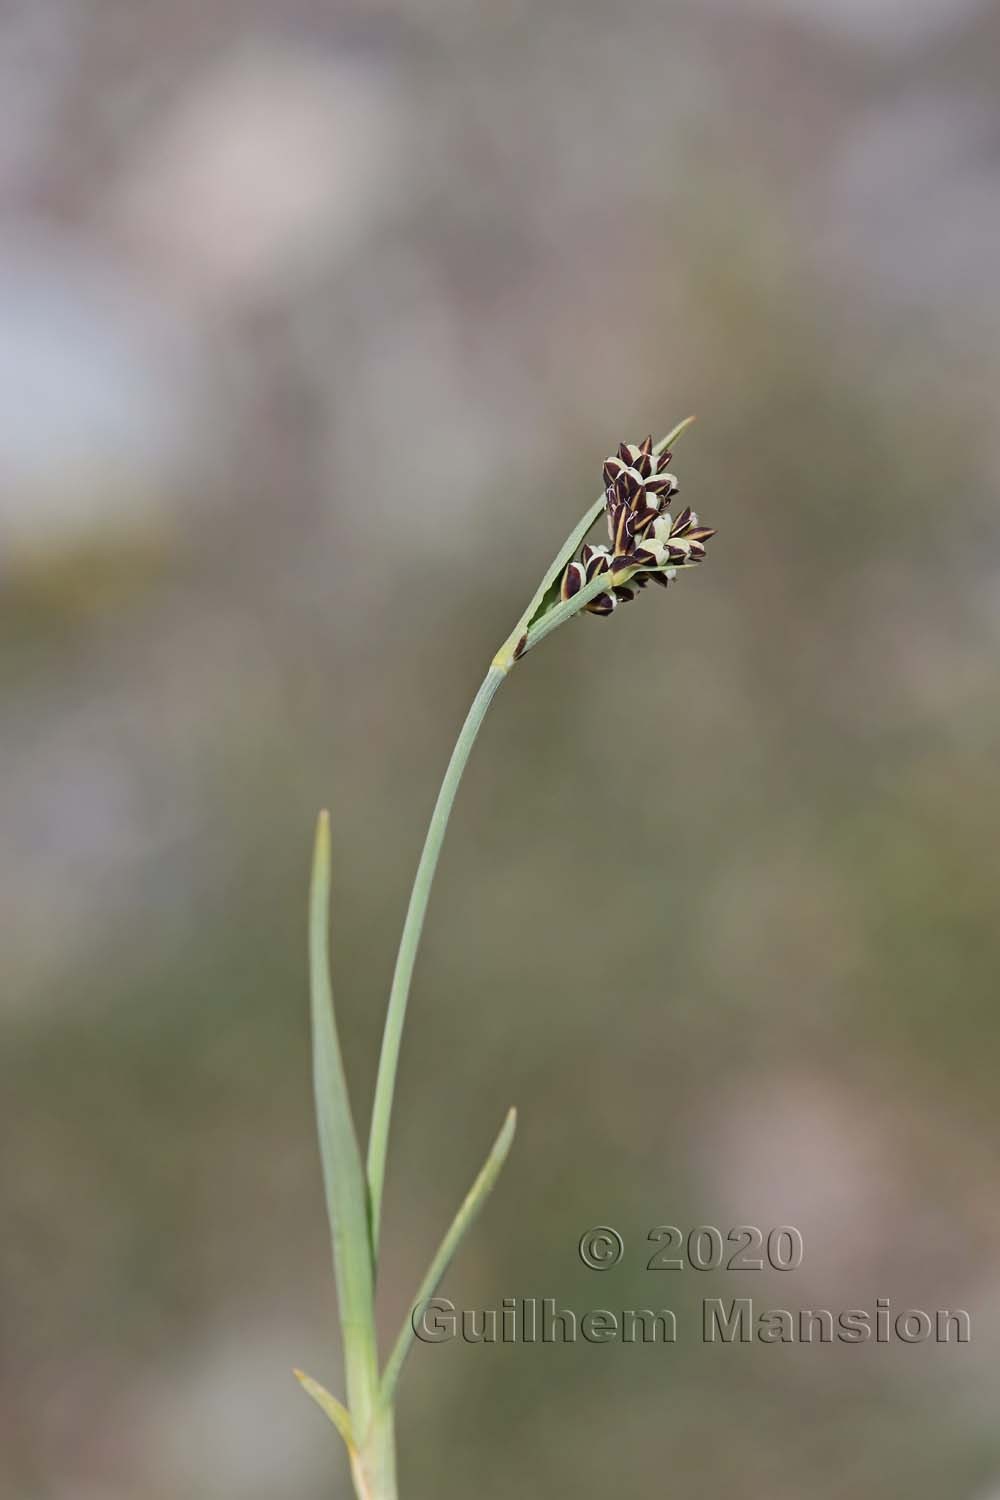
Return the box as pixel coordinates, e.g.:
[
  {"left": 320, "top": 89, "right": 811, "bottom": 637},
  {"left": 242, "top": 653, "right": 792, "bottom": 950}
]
[
  {"left": 654, "top": 414, "right": 696, "bottom": 456},
  {"left": 306, "top": 807, "right": 378, "bottom": 1427},
  {"left": 294, "top": 1368, "right": 355, "bottom": 1449},
  {"left": 379, "top": 1104, "right": 519, "bottom": 1408}
]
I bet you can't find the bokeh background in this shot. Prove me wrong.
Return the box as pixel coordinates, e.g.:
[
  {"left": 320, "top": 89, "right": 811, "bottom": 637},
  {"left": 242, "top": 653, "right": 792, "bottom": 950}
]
[{"left": 3, "top": 1, "right": 1000, "bottom": 1496}]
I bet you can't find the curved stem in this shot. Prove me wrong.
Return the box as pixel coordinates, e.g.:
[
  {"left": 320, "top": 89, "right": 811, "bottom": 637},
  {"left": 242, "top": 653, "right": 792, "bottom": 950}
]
[
  {"left": 364, "top": 418, "right": 695, "bottom": 1265},
  {"left": 366, "top": 664, "right": 508, "bottom": 1255}
]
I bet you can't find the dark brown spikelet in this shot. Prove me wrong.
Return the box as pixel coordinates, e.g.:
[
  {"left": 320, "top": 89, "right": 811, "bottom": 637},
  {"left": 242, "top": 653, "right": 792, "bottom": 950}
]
[
  {"left": 554, "top": 435, "right": 715, "bottom": 626},
  {"left": 581, "top": 543, "right": 611, "bottom": 581},
  {"left": 560, "top": 560, "right": 584, "bottom": 601}
]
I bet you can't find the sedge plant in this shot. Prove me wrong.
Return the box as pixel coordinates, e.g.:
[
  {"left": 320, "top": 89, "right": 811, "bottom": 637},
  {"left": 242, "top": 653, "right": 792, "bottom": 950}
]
[{"left": 296, "top": 417, "right": 715, "bottom": 1498}]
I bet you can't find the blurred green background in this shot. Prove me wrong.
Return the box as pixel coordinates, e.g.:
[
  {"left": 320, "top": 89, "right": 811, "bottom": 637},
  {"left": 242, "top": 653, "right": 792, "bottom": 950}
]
[{"left": 2, "top": 2, "right": 1000, "bottom": 1497}]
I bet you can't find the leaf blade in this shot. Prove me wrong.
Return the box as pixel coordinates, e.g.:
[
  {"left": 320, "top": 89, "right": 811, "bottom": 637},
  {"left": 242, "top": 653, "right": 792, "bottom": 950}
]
[
  {"left": 293, "top": 1368, "right": 355, "bottom": 1450},
  {"left": 309, "top": 812, "right": 379, "bottom": 1431},
  {"left": 379, "top": 1108, "right": 517, "bottom": 1409}
]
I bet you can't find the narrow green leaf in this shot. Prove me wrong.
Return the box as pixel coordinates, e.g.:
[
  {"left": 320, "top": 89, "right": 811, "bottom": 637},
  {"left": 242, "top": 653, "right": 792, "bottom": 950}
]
[
  {"left": 379, "top": 1108, "right": 517, "bottom": 1409},
  {"left": 655, "top": 413, "right": 697, "bottom": 454},
  {"left": 309, "top": 813, "right": 379, "bottom": 1431},
  {"left": 519, "top": 498, "right": 607, "bottom": 635},
  {"left": 293, "top": 1368, "right": 355, "bottom": 1450}
]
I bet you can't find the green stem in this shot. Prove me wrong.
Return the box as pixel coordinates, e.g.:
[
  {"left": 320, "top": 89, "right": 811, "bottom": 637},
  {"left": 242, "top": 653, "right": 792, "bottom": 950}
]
[
  {"left": 366, "top": 664, "right": 508, "bottom": 1255},
  {"left": 351, "top": 1409, "right": 397, "bottom": 1500},
  {"left": 365, "top": 419, "right": 696, "bottom": 1255}
]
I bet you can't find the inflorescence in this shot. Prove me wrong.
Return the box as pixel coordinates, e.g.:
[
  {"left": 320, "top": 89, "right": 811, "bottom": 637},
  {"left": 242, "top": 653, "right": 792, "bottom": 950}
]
[{"left": 559, "top": 437, "right": 716, "bottom": 617}]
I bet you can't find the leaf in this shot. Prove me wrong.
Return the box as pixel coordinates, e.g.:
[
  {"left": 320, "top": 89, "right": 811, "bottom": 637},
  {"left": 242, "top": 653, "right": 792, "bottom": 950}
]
[
  {"left": 293, "top": 1368, "right": 355, "bottom": 1451},
  {"left": 309, "top": 813, "right": 380, "bottom": 1430},
  {"left": 523, "top": 572, "right": 564, "bottom": 636},
  {"left": 520, "top": 498, "right": 607, "bottom": 636},
  {"left": 379, "top": 1108, "right": 517, "bottom": 1409}
]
